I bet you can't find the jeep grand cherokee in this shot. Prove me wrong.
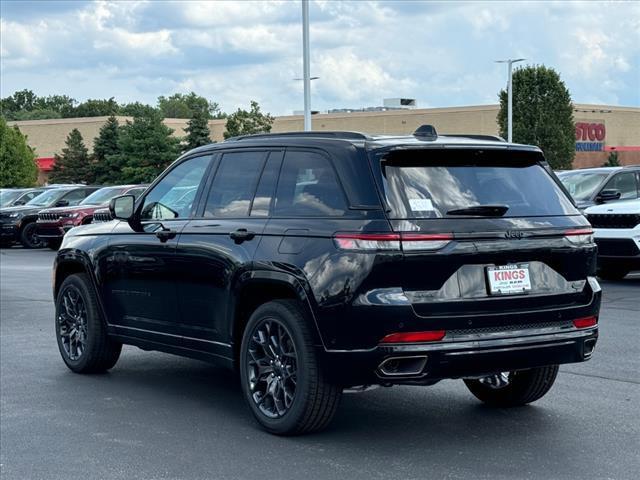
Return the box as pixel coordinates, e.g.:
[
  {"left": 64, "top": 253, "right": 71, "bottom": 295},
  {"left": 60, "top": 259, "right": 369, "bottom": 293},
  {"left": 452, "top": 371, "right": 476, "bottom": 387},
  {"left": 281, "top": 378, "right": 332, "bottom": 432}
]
[{"left": 52, "top": 128, "right": 601, "bottom": 435}]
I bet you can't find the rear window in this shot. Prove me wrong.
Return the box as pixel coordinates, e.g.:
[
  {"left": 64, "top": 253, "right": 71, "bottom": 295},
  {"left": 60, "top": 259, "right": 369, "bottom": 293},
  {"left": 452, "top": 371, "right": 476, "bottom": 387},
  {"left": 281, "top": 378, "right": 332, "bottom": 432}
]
[{"left": 381, "top": 150, "right": 578, "bottom": 218}]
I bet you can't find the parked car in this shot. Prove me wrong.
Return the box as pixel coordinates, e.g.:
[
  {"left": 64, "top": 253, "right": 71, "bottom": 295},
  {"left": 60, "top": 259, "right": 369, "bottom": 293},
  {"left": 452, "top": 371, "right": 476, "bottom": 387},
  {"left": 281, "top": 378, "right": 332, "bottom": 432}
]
[
  {"left": 0, "top": 188, "right": 47, "bottom": 208},
  {"left": 585, "top": 199, "right": 640, "bottom": 280},
  {"left": 53, "top": 128, "right": 601, "bottom": 435},
  {"left": 557, "top": 166, "right": 640, "bottom": 209},
  {"left": 90, "top": 207, "right": 113, "bottom": 223},
  {"left": 0, "top": 186, "right": 101, "bottom": 248},
  {"left": 37, "top": 185, "right": 147, "bottom": 249}
]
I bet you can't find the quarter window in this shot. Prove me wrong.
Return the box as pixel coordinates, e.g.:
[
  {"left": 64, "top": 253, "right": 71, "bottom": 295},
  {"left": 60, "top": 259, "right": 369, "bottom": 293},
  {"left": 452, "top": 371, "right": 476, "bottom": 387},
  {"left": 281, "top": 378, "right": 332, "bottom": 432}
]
[
  {"left": 274, "top": 151, "right": 347, "bottom": 217},
  {"left": 204, "top": 151, "right": 266, "bottom": 218},
  {"left": 140, "top": 155, "right": 211, "bottom": 221}
]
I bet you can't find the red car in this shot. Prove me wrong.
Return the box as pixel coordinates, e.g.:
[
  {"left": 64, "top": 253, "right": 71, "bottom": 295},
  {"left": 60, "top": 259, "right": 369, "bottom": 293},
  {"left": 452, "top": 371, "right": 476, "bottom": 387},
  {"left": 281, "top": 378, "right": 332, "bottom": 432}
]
[{"left": 36, "top": 185, "right": 146, "bottom": 249}]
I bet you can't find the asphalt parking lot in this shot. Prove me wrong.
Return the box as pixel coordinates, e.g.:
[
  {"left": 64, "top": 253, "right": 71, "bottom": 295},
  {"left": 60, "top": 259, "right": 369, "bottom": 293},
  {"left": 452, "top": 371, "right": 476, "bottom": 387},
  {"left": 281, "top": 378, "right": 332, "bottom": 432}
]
[{"left": 1, "top": 248, "right": 638, "bottom": 480}]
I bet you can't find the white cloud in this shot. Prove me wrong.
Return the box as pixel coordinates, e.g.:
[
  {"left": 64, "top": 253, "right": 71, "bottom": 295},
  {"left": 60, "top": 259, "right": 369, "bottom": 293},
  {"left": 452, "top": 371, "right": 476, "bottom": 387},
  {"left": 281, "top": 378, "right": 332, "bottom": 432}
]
[{"left": 1, "top": 0, "right": 638, "bottom": 112}]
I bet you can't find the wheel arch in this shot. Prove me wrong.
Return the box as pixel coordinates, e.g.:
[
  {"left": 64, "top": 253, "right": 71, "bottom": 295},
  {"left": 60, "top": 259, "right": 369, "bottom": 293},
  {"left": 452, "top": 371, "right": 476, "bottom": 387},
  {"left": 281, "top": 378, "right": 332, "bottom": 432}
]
[{"left": 231, "top": 271, "right": 325, "bottom": 361}]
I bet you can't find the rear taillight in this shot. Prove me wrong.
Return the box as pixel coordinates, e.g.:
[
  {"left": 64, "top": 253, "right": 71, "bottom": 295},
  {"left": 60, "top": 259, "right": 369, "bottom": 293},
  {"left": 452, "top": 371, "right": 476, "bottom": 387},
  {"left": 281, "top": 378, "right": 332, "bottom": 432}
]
[
  {"left": 381, "top": 330, "right": 446, "bottom": 343},
  {"left": 573, "top": 316, "right": 598, "bottom": 329},
  {"left": 334, "top": 233, "right": 452, "bottom": 251},
  {"left": 564, "top": 228, "right": 594, "bottom": 245},
  {"left": 333, "top": 233, "right": 400, "bottom": 251}
]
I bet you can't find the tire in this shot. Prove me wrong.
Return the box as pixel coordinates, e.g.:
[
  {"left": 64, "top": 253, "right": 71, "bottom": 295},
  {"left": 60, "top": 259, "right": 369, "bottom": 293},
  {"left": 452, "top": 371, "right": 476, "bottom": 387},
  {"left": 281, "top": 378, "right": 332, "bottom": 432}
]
[
  {"left": 19, "top": 222, "right": 45, "bottom": 249},
  {"left": 55, "top": 273, "right": 122, "bottom": 373},
  {"left": 597, "top": 265, "right": 629, "bottom": 281},
  {"left": 47, "top": 239, "right": 63, "bottom": 250},
  {"left": 464, "top": 365, "right": 559, "bottom": 407},
  {"left": 239, "top": 300, "right": 342, "bottom": 435}
]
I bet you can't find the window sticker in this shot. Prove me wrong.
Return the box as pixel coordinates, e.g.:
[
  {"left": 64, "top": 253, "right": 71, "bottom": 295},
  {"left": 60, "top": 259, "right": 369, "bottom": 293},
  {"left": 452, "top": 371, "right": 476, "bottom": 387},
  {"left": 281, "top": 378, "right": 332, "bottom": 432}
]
[{"left": 409, "top": 198, "right": 434, "bottom": 211}]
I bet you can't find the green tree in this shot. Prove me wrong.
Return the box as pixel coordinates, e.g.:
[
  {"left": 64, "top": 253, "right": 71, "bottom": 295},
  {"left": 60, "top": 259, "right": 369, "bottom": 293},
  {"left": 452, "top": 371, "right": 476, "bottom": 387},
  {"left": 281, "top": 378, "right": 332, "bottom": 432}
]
[
  {"left": 0, "top": 118, "right": 38, "bottom": 187},
  {"left": 223, "top": 101, "right": 274, "bottom": 139},
  {"left": 11, "top": 109, "right": 63, "bottom": 121},
  {"left": 1, "top": 90, "right": 76, "bottom": 120},
  {"left": 38, "top": 94, "right": 76, "bottom": 117},
  {"left": 90, "top": 116, "right": 122, "bottom": 184},
  {"left": 119, "top": 101, "right": 158, "bottom": 117},
  {"left": 184, "top": 110, "right": 212, "bottom": 151},
  {"left": 157, "top": 92, "right": 224, "bottom": 119},
  {"left": 498, "top": 65, "right": 575, "bottom": 170},
  {"left": 74, "top": 98, "right": 120, "bottom": 117},
  {"left": 49, "top": 129, "right": 91, "bottom": 184},
  {"left": 109, "top": 111, "right": 181, "bottom": 183},
  {"left": 602, "top": 150, "right": 621, "bottom": 167}
]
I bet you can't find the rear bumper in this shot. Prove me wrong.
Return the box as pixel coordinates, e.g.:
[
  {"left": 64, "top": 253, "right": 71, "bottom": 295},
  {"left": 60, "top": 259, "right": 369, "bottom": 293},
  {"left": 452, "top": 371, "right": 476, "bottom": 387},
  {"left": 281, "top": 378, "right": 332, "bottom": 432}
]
[{"left": 322, "top": 326, "right": 598, "bottom": 386}]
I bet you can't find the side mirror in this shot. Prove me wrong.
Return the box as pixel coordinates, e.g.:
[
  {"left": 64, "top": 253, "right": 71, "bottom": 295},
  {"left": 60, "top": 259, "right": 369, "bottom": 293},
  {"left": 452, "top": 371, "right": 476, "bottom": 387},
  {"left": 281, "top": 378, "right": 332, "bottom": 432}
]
[
  {"left": 55, "top": 199, "right": 69, "bottom": 207},
  {"left": 596, "top": 189, "right": 621, "bottom": 203},
  {"left": 110, "top": 195, "right": 135, "bottom": 221},
  {"left": 14, "top": 200, "right": 25, "bottom": 206}
]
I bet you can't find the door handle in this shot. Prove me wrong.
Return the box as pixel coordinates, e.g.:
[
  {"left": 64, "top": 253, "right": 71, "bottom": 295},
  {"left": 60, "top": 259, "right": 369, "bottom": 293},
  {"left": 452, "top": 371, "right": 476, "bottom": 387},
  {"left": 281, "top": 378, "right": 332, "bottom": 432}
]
[
  {"left": 229, "top": 228, "right": 256, "bottom": 244},
  {"left": 155, "top": 229, "right": 177, "bottom": 243}
]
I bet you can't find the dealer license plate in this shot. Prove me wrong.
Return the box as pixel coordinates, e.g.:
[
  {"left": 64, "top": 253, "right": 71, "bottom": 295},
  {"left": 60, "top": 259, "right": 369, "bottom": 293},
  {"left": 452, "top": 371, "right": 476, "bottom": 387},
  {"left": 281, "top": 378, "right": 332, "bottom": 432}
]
[{"left": 486, "top": 264, "right": 531, "bottom": 295}]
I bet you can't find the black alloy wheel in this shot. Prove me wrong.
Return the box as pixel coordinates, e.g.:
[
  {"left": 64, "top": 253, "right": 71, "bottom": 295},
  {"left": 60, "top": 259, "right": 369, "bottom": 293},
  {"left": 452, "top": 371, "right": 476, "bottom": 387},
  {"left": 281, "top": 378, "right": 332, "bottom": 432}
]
[
  {"left": 246, "top": 318, "right": 298, "bottom": 419},
  {"left": 58, "top": 285, "right": 88, "bottom": 361},
  {"left": 240, "top": 300, "right": 342, "bottom": 435},
  {"left": 55, "top": 273, "right": 122, "bottom": 373},
  {"left": 20, "top": 222, "right": 45, "bottom": 248}
]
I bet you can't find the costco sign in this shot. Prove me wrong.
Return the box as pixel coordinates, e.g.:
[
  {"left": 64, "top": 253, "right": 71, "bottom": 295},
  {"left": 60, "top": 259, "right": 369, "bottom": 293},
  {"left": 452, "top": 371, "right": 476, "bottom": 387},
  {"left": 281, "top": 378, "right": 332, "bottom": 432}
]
[{"left": 575, "top": 121, "right": 605, "bottom": 152}]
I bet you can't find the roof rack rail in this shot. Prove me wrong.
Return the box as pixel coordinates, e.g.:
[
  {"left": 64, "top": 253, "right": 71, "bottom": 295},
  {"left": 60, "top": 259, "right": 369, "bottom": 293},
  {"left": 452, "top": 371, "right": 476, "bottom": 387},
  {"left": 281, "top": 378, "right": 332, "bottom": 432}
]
[
  {"left": 225, "top": 131, "right": 372, "bottom": 142},
  {"left": 443, "top": 134, "right": 506, "bottom": 142}
]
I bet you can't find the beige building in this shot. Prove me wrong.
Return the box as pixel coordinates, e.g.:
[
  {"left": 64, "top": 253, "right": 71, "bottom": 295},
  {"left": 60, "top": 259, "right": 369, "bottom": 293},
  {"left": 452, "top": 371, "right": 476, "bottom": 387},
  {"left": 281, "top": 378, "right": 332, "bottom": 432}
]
[{"left": 9, "top": 103, "right": 639, "bottom": 183}]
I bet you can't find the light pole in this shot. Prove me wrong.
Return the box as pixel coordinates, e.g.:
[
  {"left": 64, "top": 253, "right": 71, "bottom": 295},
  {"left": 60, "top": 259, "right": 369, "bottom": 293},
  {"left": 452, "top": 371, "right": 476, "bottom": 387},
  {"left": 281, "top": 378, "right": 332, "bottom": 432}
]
[
  {"left": 301, "top": 0, "right": 311, "bottom": 131},
  {"left": 496, "top": 58, "right": 525, "bottom": 142}
]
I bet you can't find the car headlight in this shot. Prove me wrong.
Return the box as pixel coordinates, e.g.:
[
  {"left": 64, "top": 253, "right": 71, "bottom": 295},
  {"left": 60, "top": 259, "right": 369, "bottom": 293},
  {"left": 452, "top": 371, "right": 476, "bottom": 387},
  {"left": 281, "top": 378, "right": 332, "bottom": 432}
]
[
  {"left": 70, "top": 213, "right": 80, "bottom": 218},
  {"left": 8, "top": 212, "right": 23, "bottom": 219}
]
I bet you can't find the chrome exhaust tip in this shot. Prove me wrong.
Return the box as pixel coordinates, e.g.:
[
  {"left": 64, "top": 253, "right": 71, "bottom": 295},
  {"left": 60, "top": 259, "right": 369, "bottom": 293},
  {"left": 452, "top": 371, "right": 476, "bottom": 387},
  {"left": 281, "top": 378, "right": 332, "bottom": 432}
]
[
  {"left": 378, "top": 355, "right": 428, "bottom": 377},
  {"left": 583, "top": 338, "right": 597, "bottom": 358}
]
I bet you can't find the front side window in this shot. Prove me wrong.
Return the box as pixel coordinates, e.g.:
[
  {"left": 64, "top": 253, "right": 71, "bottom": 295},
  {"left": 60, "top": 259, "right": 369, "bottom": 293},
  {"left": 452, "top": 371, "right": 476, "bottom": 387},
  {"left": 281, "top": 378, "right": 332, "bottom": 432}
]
[
  {"left": 274, "top": 151, "right": 347, "bottom": 217},
  {"left": 603, "top": 172, "right": 638, "bottom": 200},
  {"left": 62, "top": 189, "right": 90, "bottom": 206},
  {"left": 203, "top": 151, "right": 266, "bottom": 218},
  {"left": 140, "top": 156, "right": 211, "bottom": 221}
]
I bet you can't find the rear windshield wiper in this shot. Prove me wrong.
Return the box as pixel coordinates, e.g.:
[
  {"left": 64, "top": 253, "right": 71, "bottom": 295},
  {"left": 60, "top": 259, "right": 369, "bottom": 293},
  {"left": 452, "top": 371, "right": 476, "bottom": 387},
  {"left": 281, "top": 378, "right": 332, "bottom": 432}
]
[{"left": 446, "top": 205, "right": 509, "bottom": 216}]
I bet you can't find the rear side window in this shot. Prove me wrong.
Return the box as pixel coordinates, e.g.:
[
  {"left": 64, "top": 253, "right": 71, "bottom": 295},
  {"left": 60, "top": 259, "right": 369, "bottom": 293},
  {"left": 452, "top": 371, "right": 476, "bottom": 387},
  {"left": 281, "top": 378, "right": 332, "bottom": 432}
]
[
  {"left": 204, "top": 151, "right": 266, "bottom": 217},
  {"left": 381, "top": 150, "right": 579, "bottom": 218},
  {"left": 274, "top": 150, "right": 347, "bottom": 217}
]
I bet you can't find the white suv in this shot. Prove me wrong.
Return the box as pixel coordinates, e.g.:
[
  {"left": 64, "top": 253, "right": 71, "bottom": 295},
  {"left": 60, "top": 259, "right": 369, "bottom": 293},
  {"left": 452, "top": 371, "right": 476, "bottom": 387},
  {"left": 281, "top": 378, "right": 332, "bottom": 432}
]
[{"left": 585, "top": 199, "right": 640, "bottom": 280}]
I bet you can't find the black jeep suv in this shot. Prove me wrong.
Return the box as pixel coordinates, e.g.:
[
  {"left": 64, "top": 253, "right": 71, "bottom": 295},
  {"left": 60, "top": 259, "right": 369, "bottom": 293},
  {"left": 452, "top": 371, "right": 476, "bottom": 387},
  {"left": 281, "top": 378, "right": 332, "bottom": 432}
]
[{"left": 53, "top": 128, "right": 601, "bottom": 435}]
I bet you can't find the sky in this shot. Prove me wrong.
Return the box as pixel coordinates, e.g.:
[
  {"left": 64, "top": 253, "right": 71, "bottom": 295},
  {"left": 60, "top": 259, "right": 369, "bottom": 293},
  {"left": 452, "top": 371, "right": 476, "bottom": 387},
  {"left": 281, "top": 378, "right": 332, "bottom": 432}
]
[{"left": 1, "top": 0, "right": 639, "bottom": 116}]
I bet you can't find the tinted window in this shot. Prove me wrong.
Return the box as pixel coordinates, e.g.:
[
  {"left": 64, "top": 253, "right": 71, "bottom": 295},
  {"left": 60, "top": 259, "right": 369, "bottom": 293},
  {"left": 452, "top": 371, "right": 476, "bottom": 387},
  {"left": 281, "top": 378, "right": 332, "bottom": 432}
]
[
  {"left": 204, "top": 151, "right": 266, "bottom": 218},
  {"left": 250, "top": 153, "right": 282, "bottom": 217},
  {"left": 140, "top": 156, "right": 211, "bottom": 221},
  {"left": 603, "top": 172, "right": 638, "bottom": 199},
  {"left": 62, "top": 189, "right": 89, "bottom": 206},
  {"left": 274, "top": 151, "right": 347, "bottom": 217},
  {"left": 382, "top": 150, "right": 578, "bottom": 218},
  {"left": 126, "top": 187, "right": 147, "bottom": 200}
]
